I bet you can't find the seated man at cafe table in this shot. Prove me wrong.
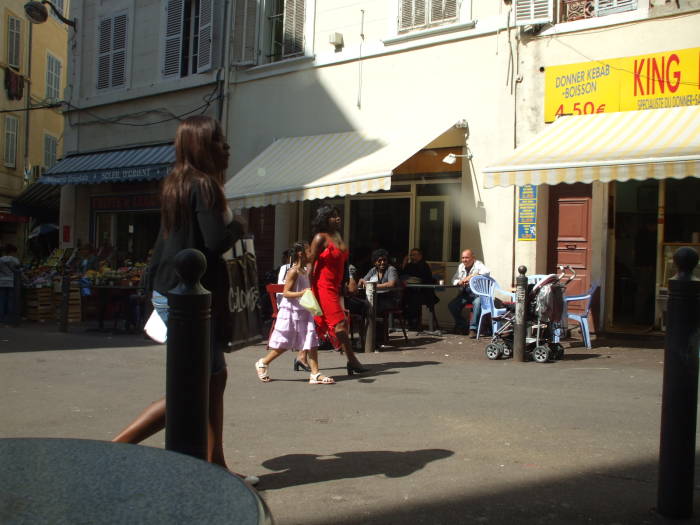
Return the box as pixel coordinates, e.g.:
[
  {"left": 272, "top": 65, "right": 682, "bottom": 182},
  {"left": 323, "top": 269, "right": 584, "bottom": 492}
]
[
  {"left": 448, "top": 249, "right": 490, "bottom": 338},
  {"left": 359, "top": 249, "right": 401, "bottom": 344},
  {"left": 400, "top": 248, "right": 438, "bottom": 331}
]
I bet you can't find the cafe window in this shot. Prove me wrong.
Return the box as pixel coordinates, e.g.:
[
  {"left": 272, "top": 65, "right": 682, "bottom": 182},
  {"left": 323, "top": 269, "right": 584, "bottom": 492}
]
[{"left": 95, "top": 211, "right": 160, "bottom": 264}]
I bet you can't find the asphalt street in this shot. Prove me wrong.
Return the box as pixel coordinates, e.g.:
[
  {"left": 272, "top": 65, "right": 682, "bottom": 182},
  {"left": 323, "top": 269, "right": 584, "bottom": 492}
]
[{"left": 1, "top": 323, "right": 698, "bottom": 524}]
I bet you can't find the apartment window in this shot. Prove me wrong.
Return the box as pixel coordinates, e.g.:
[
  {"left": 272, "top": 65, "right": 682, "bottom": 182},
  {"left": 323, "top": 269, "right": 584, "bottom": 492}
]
[
  {"left": 4, "top": 116, "right": 19, "bottom": 168},
  {"left": 268, "top": 0, "right": 305, "bottom": 62},
  {"left": 399, "top": 0, "right": 458, "bottom": 33},
  {"left": 559, "top": 0, "right": 637, "bottom": 22},
  {"left": 46, "top": 54, "right": 62, "bottom": 100},
  {"left": 44, "top": 134, "right": 58, "bottom": 169},
  {"left": 162, "top": 0, "right": 214, "bottom": 79},
  {"left": 97, "top": 11, "right": 129, "bottom": 90},
  {"left": 8, "top": 16, "right": 21, "bottom": 70}
]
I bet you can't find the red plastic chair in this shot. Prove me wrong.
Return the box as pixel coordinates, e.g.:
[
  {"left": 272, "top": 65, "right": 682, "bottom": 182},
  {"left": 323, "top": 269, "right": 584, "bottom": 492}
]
[{"left": 265, "top": 284, "right": 284, "bottom": 340}]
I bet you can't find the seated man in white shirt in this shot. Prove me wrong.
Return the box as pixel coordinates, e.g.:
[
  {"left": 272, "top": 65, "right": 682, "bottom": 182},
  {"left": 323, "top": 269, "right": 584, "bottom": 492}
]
[{"left": 448, "top": 249, "right": 490, "bottom": 338}]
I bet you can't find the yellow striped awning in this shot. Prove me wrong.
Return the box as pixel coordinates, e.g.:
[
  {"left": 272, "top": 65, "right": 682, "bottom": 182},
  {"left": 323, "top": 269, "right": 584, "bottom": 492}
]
[
  {"left": 225, "top": 119, "right": 458, "bottom": 209},
  {"left": 483, "top": 106, "right": 700, "bottom": 188}
]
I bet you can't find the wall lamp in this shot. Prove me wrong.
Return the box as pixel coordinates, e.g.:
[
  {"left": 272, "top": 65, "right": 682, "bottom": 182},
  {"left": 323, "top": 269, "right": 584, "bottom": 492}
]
[
  {"left": 24, "top": 1, "right": 77, "bottom": 31},
  {"left": 442, "top": 152, "right": 473, "bottom": 165}
]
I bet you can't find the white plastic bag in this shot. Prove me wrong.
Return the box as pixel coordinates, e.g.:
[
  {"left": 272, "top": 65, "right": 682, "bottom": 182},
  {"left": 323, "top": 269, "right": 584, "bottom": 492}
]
[
  {"left": 299, "top": 289, "right": 323, "bottom": 316},
  {"left": 144, "top": 310, "right": 167, "bottom": 344}
]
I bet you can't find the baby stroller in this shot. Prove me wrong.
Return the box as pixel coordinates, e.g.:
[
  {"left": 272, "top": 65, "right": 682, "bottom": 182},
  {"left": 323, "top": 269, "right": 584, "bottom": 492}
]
[{"left": 484, "top": 265, "right": 576, "bottom": 362}]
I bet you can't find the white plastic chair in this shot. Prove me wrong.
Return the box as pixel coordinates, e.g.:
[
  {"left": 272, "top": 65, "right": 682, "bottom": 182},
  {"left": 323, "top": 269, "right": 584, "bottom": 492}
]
[
  {"left": 469, "top": 276, "right": 509, "bottom": 340},
  {"left": 565, "top": 282, "right": 598, "bottom": 350}
]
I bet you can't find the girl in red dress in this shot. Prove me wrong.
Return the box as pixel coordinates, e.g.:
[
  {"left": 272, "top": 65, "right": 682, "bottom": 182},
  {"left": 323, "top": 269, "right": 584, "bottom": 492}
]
[{"left": 309, "top": 206, "right": 368, "bottom": 375}]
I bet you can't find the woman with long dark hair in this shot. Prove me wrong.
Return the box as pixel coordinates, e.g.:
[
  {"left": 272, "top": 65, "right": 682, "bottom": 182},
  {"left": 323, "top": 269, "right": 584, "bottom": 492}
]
[
  {"left": 309, "top": 205, "right": 368, "bottom": 375},
  {"left": 112, "top": 116, "right": 256, "bottom": 483}
]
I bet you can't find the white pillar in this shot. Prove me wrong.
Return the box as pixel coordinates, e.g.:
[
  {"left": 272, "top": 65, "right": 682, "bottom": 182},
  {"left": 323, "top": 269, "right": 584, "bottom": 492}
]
[{"left": 59, "top": 185, "right": 76, "bottom": 249}]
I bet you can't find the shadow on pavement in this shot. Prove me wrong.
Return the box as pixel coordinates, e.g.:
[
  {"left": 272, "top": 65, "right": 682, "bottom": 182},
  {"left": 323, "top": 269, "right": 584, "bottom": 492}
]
[
  {"left": 0, "top": 323, "right": 157, "bottom": 353},
  {"left": 258, "top": 448, "right": 454, "bottom": 490},
  {"left": 331, "top": 360, "right": 442, "bottom": 383},
  {"left": 311, "top": 457, "right": 700, "bottom": 525}
]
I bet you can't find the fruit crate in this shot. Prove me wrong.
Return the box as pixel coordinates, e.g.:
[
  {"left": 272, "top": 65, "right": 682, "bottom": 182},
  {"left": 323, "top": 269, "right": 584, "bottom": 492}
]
[
  {"left": 23, "top": 287, "right": 55, "bottom": 322},
  {"left": 53, "top": 288, "right": 82, "bottom": 323}
]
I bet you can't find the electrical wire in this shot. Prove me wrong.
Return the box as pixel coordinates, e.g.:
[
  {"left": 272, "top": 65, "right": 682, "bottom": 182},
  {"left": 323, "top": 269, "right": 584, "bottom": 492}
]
[{"left": 63, "top": 81, "right": 222, "bottom": 126}]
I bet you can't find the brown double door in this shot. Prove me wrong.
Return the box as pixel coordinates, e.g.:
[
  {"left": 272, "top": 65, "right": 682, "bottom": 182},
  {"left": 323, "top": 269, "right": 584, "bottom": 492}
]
[{"left": 547, "top": 183, "right": 594, "bottom": 330}]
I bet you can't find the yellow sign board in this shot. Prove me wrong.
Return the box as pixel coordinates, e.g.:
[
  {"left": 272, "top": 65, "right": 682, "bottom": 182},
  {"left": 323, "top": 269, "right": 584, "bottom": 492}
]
[{"left": 544, "top": 47, "right": 700, "bottom": 122}]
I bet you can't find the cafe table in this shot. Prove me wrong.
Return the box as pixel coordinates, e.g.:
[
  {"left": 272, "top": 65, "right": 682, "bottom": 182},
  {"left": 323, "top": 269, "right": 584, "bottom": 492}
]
[
  {"left": 0, "top": 437, "right": 271, "bottom": 524},
  {"left": 405, "top": 283, "right": 460, "bottom": 335}
]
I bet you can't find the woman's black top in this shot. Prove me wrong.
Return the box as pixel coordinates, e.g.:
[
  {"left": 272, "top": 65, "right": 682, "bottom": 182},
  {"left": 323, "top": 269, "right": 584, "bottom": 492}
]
[{"left": 147, "top": 183, "right": 235, "bottom": 346}]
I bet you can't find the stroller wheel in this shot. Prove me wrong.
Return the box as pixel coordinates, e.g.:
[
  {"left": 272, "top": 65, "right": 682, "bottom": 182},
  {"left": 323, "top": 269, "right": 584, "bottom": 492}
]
[
  {"left": 532, "top": 345, "right": 550, "bottom": 363},
  {"left": 485, "top": 343, "right": 502, "bottom": 360}
]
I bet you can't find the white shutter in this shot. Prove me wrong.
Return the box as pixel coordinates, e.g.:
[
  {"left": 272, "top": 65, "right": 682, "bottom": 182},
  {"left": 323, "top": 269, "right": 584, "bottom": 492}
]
[
  {"left": 595, "top": 0, "right": 636, "bottom": 16},
  {"left": 162, "top": 0, "right": 184, "bottom": 78},
  {"left": 111, "top": 13, "right": 128, "bottom": 87},
  {"left": 4, "top": 116, "right": 19, "bottom": 168},
  {"left": 45, "top": 54, "right": 62, "bottom": 100},
  {"left": 399, "top": 0, "right": 427, "bottom": 32},
  {"left": 97, "top": 17, "right": 112, "bottom": 89},
  {"left": 282, "top": 0, "right": 305, "bottom": 58},
  {"left": 196, "top": 0, "right": 214, "bottom": 72},
  {"left": 514, "top": 0, "right": 553, "bottom": 26},
  {"left": 44, "top": 135, "right": 58, "bottom": 169},
  {"left": 430, "top": 0, "right": 458, "bottom": 24},
  {"left": 8, "top": 17, "right": 21, "bottom": 69},
  {"left": 232, "top": 0, "right": 258, "bottom": 65}
]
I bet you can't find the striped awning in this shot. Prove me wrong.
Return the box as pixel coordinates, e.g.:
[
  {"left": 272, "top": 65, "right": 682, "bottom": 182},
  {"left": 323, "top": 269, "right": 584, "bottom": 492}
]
[
  {"left": 225, "top": 119, "right": 459, "bottom": 209},
  {"left": 40, "top": 144, "right": 174, "bottom": 185},
  {"left": 483, "top": 106, "right": 700, "bottom": 188}
]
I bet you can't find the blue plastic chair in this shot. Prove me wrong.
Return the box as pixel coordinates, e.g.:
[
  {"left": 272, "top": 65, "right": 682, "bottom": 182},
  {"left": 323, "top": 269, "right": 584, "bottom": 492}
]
[
  {"left": 565, "top": 282, "right": 598, "bottom": 350},
  {"left": 469, "top": 276, "right": 509, "bottom": 340}
]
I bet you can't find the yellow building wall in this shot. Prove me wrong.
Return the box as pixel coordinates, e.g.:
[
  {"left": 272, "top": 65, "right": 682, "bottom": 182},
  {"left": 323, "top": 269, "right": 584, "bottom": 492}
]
[{"left": 0, "top": 0, "right": 68, "bottom": 245}]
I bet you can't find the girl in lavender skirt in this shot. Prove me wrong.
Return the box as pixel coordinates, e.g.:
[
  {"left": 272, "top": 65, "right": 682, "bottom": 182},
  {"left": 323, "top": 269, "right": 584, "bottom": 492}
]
[{"left": 255, "top": 242, "right": 335, "bottom": 384}]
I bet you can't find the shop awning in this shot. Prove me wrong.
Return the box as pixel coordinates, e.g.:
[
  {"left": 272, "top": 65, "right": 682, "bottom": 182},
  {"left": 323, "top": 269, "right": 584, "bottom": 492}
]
[
  {"left": 225, "top": 119, "right": 460, "bottom": 209},
  {"left": 39, "top": 144, "right": 174, "bottom": 185},
  {"left": 11, "top": 182, "right": 60, "bottom": 218},
  {"left": 483, "top": 106, "right": 700, "bottom": 188}
]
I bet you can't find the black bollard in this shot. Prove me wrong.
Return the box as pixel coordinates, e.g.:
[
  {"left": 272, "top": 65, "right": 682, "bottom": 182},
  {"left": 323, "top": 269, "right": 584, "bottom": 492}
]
[
  {"left": 59, "top": 266, "right": 70, "bottom": 333},
  {"left": 365, "top": 281, "right": 377, "bottom": 353},
  {"left": 657, "top": 247, "right": 700, "bottom": 519},
  {"left": 514, "top": 265, "right": 528, "bottom": 362},
  {"left": 165, "top": 249, "right": 211, "bottom": 461}
]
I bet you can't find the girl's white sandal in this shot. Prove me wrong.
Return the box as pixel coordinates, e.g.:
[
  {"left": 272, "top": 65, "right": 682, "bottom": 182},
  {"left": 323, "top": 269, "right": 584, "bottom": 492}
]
[{"left": 309, "top": 373, "right": 335, "bottom": 385}]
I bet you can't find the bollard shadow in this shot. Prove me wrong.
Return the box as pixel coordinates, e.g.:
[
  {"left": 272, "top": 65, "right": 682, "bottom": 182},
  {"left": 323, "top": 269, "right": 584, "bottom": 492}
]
[
  {"left": 258, "top": 448, "right": 454, "bottom": 490},
  {"left": 561, "top": 352, "right": 603, "bottom": 361}
]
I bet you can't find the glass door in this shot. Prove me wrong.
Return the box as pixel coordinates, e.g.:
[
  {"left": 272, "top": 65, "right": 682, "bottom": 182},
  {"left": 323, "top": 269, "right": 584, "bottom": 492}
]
[{"left": 416, "top": 198, "right": 450, "bottom": 262}]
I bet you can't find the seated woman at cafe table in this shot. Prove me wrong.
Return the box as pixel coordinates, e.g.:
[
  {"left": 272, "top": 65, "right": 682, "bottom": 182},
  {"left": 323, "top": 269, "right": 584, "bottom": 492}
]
[
  {"left": 400, "top": 248, "right": 438, "bottom": 331},
  {"left": 358, "top": 249, "right": 401, "bottom": 315}
]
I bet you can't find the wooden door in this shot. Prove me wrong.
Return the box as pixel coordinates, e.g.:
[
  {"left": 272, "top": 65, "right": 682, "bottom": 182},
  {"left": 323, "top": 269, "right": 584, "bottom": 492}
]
[{"left": 547, "top": 183, "right": 594, "bottom": 329}]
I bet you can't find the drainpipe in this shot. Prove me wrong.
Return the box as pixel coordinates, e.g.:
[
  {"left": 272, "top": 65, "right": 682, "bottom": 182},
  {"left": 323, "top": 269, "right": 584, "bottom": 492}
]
[
  {"left": 217, "top": 0, "right": 232, "bottom": 126},
  {"left": 23, "top": 22, "right": 33, "bottom": 178}
]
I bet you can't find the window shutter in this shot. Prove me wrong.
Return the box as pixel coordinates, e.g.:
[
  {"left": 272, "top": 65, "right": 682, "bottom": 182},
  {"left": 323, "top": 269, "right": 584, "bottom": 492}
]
[
  {"left": 282, "top": 0, "right": 305, "bottom": 58},
  {"left": 430, "top": 0, "right": 458, "bottom": 24},
  {"left": 111, "top": 13, "right": 128, "bottom": 87},
  {"left": 162, "top": 0, "right": 184, "bottom": 78},
  {"left": 97, "top": 17, "right": 112, "bottom": 89},
  {"left": 44, "top": 135, "right": 57, "bottom": 169},
  {"left": 595, "top": 0, "right": 636, "bottom": 16},
  {"left": 232, "top": 0, "right": 258, "bottom": 65},
  {"left": 8, "top": 17, "right": 21, "bottom": 69},
  {"left": 514, "top": 0, "right": 553, "bottom": 26},
  {"left": 4, "top": 117, "right": 18, "bottom": 168},
  {"left": 400, "top": 0, "right": 427, "bottom": 32},
  {"left": 196, "top": 0, "right": 214, "bottom": 72},
  {"left": 45, "top": 55, "right": 62, "bottom": 100}
]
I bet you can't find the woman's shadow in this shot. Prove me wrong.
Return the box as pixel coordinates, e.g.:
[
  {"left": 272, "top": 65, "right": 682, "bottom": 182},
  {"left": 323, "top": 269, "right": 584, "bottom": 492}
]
[{"left": 257, "top": 449, "right": 454, "bottom": 490}]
